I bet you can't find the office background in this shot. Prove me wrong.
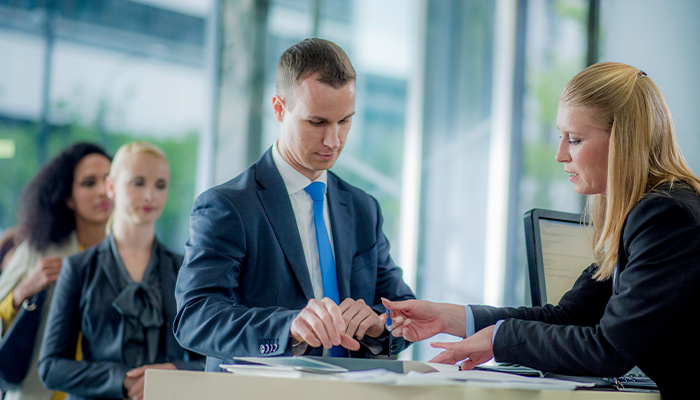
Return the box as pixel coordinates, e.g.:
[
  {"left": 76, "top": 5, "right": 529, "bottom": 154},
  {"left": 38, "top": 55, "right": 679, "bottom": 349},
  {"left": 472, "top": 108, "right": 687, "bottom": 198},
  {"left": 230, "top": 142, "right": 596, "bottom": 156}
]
[{"left": 1, "top": 0, "right": 698, "bottom": 360}]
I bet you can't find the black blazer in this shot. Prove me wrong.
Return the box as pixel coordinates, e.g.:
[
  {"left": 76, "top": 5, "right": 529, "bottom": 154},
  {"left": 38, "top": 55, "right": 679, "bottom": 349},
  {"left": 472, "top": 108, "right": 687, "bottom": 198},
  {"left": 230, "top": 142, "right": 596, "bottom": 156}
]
[
  {"left": 471, "top": 182, "right": 700, "bottom": 400},
  {"left": 174, "top": 149, "right": 416, "bottom": 370},
  {"left": 38, "top": 237, "right": 204, "bottom": 400}
]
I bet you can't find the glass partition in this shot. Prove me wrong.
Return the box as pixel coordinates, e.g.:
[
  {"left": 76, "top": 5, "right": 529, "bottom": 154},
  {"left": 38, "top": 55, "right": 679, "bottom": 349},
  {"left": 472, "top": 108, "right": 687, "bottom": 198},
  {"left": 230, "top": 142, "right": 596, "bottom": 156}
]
[{"left": 0, "top": 0, "right": 212, "bottom": 250}]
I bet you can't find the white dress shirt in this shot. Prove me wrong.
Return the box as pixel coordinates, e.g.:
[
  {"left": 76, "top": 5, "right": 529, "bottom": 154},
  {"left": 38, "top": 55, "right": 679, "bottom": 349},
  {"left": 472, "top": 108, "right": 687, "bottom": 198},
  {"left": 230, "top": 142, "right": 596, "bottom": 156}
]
[
  {"left": 272, "top": 143, "right": 384, "bottom": 356},
  {"left": 271, "top": 142, "right": 335, "bottom": 300}
]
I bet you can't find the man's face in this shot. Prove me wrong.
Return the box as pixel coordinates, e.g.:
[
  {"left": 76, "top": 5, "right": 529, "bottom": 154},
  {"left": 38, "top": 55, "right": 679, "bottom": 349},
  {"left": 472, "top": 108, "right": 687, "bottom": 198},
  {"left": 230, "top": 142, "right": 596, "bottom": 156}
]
[{"left": 274, "top": 74, "right": 356, "bottom": 181}]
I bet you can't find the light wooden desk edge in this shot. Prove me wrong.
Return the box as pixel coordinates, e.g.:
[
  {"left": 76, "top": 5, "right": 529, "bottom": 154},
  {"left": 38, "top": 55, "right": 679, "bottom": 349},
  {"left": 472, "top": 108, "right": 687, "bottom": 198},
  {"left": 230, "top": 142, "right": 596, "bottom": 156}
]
[{"left": 144, "top": 369, "right": 661, "bottom": 400}]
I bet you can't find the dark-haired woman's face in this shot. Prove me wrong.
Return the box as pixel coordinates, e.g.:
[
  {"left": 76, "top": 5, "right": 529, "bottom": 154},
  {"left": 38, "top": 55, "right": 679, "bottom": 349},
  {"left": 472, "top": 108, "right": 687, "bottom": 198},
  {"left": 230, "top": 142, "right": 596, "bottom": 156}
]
[{"left": 66, "top": 154, "right": 113, "bottom": 226}]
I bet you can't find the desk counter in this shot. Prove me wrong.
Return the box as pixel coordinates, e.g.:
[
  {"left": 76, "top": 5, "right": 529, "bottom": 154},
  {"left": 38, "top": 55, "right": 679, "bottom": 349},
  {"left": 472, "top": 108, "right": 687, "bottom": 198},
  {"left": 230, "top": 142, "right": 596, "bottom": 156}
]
[{"left": 144, "top": 369, "right": 661, "bottom": 400}]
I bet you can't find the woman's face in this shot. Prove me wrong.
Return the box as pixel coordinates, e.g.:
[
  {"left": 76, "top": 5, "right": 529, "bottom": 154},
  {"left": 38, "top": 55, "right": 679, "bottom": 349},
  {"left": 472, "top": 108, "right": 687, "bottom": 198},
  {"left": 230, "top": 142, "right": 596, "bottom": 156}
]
[
  {"left": 107, "top": 152, "right": 170, "bottom": 227},
  {"left": 555, "top": 103, "right": 610, "bottom": 196},
  {"left": 66, "top": 153, "right": 113, "bottom": 226}
]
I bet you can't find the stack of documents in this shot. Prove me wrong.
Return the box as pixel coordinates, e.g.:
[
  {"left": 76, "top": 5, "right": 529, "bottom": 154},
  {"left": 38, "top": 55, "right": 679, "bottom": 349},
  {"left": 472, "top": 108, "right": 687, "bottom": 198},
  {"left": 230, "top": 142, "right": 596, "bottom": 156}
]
[
  {"left": 400, "top": 370, "right": 594, "bottom": 391},
  {"left": 221, "top": 356, "right": 346, "bottom": 378},
  {"left": 221, "top": 356, "right": 595, "bottom": 391}
]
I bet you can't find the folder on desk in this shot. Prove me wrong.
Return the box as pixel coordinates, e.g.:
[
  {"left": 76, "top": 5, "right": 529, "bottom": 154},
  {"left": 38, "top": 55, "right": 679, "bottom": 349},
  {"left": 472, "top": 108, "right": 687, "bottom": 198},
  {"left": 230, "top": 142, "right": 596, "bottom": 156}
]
[
  {"left": 221, "top": 356, "right": 594, "bottom": 391},
  {"left": 222, "top": 356, "right": 456, "bottom": 376},
  {"left": 300, "top": 356, "right": 456, "bottom": 374},
  {"left": 221, "top": 356, "right": 348, "bottom": 377}
]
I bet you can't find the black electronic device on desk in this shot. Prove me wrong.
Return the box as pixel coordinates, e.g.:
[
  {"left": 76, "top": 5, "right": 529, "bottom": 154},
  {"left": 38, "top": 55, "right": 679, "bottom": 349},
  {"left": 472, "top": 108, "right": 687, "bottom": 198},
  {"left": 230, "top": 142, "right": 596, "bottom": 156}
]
[
  {"left": 521, "top": 208, "right": 658, "bottom": 392},
  {"left": 476, "top": 363, "right": 657, "bottom": 391}
]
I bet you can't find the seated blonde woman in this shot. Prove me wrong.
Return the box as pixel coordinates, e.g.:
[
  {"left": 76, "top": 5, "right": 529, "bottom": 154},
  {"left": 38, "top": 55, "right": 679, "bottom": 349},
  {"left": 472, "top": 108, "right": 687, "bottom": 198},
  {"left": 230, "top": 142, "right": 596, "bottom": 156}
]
[
  {"left": 38, "top": 142, "right": 204, "bottom": 400},
  {"left": 382, "top": 63, "right": 700, "bottom": 400}
]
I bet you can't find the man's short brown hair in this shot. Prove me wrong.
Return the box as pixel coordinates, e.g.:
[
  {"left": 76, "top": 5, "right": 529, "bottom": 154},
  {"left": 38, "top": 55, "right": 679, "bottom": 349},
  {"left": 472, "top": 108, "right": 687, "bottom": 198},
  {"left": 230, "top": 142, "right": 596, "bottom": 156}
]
[{"left": 276, "top": 38, "right": 356, "bottom": 108}]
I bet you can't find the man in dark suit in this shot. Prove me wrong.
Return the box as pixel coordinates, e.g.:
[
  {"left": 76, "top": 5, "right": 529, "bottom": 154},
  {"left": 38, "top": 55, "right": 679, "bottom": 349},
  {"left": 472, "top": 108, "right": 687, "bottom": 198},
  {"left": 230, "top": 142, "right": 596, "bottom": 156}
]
[{"left": 174, "top": 38, "right": 416, "bottom": 370}]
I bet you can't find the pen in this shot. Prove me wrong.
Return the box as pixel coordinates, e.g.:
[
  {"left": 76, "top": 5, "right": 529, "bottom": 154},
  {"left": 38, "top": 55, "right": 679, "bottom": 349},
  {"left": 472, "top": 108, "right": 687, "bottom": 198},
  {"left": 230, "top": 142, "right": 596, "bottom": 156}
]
[{"left": 386, "top": 308, "right": 393, "bottom": 356}]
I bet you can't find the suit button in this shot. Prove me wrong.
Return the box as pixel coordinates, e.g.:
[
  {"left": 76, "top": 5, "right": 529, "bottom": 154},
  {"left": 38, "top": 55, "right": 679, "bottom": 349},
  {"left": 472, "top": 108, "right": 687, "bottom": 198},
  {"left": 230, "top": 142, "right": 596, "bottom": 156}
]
[{"left": 260, "top": 344, "right": 265, "bottom": 353}]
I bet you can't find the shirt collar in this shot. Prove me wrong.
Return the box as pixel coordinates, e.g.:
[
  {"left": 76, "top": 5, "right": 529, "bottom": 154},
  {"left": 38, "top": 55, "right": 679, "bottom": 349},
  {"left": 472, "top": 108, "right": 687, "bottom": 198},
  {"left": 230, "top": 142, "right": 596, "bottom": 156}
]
[{"left": 271, "top": 141, "right": 328, "bottom": 196}]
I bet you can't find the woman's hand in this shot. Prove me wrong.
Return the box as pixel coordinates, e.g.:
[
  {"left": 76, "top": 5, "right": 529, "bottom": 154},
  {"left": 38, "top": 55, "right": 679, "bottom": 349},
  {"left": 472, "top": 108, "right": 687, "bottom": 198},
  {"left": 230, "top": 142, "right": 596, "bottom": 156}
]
[
  {"left": 429, "top": 325, "right": 495, "bottom": 370},
  {"left": 124, "top": 363, "right": 177, "bottom": 400},
  {"left": 12, "top": 256, "right": 62, "bottom": 309},
  {"left": 380, "top": 298, "right": 467, "bottom": 342}
]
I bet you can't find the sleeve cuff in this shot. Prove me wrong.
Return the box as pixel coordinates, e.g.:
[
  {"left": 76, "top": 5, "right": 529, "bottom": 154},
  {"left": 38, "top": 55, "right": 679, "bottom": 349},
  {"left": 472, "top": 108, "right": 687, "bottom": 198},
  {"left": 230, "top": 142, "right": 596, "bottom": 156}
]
[
  {"left": 172, "top": 360, "right": 206, "bottom": 371},
  {"left": 359, "top": 334, "right": 385, "bottom": 355},
  {"left": 493, "top": 320, "right": 505, "bottom": 343},
  {"left": 291, "top": 338, "right": 309, "bottom": 355},
  {"left": 114, "top": 364, "right": 132, "bottom": 399},
  {"left": 465, "top": 305, "right": 476, "bottom": 337}
]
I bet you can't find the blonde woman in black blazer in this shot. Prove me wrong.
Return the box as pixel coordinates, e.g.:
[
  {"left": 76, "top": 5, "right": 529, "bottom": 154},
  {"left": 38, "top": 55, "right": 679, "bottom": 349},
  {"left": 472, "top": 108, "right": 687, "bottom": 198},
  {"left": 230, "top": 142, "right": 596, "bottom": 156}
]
[{"left": 38, "top": 142, "right": 203, "bottom": 400}]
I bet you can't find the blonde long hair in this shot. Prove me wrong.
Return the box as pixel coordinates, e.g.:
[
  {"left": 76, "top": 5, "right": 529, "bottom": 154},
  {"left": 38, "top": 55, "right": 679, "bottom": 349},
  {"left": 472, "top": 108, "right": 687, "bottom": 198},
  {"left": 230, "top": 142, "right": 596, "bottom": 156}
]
[
  {"left": 561, "top": 62, "right": 700, "bottom": 280},
  {"left": 105, "top": 141, "right": 169, "bottom": 233}
]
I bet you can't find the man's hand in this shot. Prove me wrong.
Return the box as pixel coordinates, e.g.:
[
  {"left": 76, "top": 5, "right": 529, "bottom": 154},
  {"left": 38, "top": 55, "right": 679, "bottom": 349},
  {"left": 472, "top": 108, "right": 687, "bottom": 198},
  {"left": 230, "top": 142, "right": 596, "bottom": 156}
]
[
  {"left": 339, "top": 298, "right": 384, "bottom": 340},
  {"left": 13, "top": 256, "right": 63, "bottom": 309},
  {"left": 380, "top": 298, "right": 466, "bottom": 342},
  {"left": 290, "top": 298, "right": 360, "bottom": 351},
  {"left": 124, "top": 363, "right": 177, "bottom": 400},
  {"left": 429, "top": 325, "right": 495, "bottom": 370}
]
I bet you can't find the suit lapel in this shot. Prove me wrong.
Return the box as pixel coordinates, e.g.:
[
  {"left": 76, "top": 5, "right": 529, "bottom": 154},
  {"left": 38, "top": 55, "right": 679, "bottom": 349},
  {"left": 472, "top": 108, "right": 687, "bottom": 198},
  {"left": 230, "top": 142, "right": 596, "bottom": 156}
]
[
  {"left": 98, "top": 238, "right": 123, "bottom": 296},
  {"left": 96, "top": 238, "right": 126, "bottom": 363},
  {"left": 327, "top": 173, "right": 354, "bottom": 300},
  {"left": 256, "top": 149, "right": 315, "bottom": 300},
  {"left": 155, "top": 241, "right": 179, "bottom": 358}
]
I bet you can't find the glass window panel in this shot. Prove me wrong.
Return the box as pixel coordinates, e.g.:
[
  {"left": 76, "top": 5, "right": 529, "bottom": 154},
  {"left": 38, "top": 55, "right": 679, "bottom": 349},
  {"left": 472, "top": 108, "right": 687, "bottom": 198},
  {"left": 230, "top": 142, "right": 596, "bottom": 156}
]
[
  {"left": 0, "top": 0, "right": 212, "bottom": 251},
  {"left": 0, "top": 25, "right": 45, "bottom": 230},
  {"left": 600, "top": 0, "right": 700, "bottom": 175},
  {"left": 415, "top": 0, "right": 496, "bottom": 360},
  {"left": 509, "top": 0, "right": 589, "bottom": 306},
  {"left": 262, "top": 0, "right": 419, "bottom": 253}
]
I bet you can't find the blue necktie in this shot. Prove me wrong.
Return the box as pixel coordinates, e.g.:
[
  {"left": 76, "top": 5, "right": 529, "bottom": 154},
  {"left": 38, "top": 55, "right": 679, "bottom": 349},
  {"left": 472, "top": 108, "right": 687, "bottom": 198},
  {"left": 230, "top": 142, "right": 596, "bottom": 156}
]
[{"left": 304, "top": 182, "right": 346, "bottom": 357}]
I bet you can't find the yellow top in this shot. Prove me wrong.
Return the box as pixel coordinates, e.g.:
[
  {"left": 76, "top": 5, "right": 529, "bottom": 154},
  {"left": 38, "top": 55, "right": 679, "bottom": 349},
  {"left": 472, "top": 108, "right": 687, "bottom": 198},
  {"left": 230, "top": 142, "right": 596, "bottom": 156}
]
[{"left": 0, "top": 290, "right": 18, "bottom": 332}]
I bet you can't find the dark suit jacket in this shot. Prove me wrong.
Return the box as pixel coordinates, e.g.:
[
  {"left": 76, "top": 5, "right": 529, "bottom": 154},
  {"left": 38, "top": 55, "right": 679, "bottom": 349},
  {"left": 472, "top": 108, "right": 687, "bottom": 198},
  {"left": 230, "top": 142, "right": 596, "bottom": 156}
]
[
  {"left": 38, "top": 238, "right": 204, "bottom": 400},
  {"left": 471, "top": 182, "right": 700, "bottom": 400},
  {"left": 174, "top": 149, "right": 415, "bottom": 370}
]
